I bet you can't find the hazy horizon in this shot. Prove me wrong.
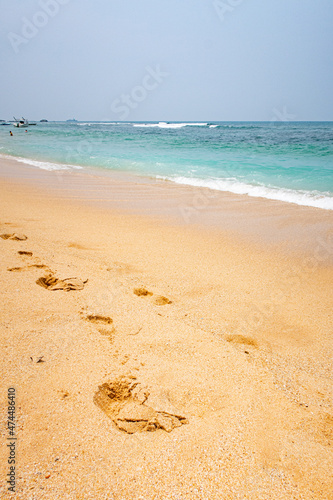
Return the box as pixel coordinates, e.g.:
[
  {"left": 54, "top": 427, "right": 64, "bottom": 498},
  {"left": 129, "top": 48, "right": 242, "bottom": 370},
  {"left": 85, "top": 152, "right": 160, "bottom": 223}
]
[
  {"left": 2, "top": 119, "right": 333, "bottom": 123},
  {"left": 1, "top": 0, "right": 332, "bottom": 121}
]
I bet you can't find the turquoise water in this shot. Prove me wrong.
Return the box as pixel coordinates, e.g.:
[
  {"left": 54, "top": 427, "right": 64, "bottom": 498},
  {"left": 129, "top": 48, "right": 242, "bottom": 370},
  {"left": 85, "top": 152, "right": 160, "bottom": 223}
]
[{"left": 1, "top": 121, "right": 333, "bottom": 209}]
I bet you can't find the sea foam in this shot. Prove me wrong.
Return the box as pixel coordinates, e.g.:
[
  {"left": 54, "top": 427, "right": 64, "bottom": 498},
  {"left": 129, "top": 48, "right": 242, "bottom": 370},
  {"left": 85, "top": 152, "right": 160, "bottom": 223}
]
[
  {"left": 157, "top": 175, "right": 333, "bottom": 210},
  {"left": 15, "top": 156, "right": 82, "bottom": 171},
  {"left": 133, "top": 122, "right": 208, "bottom": 129}
]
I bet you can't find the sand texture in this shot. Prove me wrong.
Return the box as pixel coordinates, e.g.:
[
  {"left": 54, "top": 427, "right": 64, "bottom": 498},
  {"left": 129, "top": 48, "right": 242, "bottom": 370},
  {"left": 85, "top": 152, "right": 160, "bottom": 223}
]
[{"left": 0, "top": 161, "right": 333, "bottom": 499}]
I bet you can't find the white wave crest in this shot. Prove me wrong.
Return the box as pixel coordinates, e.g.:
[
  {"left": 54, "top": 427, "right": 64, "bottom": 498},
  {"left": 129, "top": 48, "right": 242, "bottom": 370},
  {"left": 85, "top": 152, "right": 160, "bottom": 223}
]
[
  {"left": 77, "top": 122, "right": 125, "bottom": 126},
  {"left": 157, "top": 175, "right": 333, "bottom": 210},
  {"left": 133, "top": 122, "right": 208, "bottom": 129},
  {"left": 14, "top": 157, "right": 83, "bottom": 171}
]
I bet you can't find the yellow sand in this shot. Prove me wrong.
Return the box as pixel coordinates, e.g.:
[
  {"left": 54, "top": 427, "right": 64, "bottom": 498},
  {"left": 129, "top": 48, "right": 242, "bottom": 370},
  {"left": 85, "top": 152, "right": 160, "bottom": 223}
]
[{"left": 0, "top": 159, "right": 332, "bottom": 499}]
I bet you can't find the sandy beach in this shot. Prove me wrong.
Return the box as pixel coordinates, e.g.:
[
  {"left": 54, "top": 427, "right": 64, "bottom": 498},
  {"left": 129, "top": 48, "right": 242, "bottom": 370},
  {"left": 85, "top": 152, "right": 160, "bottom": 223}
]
[{"left": 1, "top": 157, "right": 332, "bottom": 499}]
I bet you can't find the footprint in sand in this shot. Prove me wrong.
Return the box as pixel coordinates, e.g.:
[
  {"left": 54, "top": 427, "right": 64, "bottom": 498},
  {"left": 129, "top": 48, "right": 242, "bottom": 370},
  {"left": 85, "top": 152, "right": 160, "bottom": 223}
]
[
  {"left": 85, "top": 315, "right": 115, "bottom": 340},
  {"left": 8, "top": 264, "right": 48, "bottom": 272},
  {"left": 59, "top": 391, "right": 70, "bottom": 400},
  {"left": 36, "top": 274, "right": 87, "bottom": 291},
  {"left": 134, "top": 287, "right": 153, "bottom": 297},
  {"left": 154, "top": 296, "right": 172, "bottom": 305},
  {"left": 321, "top": 413, "right": 333, "bottom": 443},
  {"left": 86, "top": 314, "right": 113, "bottom": 324},
  {"left": 0, "top": 233, "right": 27, "bottom": 241},
  {"left": 8, "top": 266, "right": 26, "bottom": 272},
  {"left": 303, "top": 412, "right": 333, "bottom": 447},
  {"left": 68, "top": 243, "right": 88, "bottom": 250},
  {"left": 225, "top": 334, "right": 258, "bottom": 348},
  {"left": 94, "top": 376, "right": 188, "bottom": 434},
  {"left": 134, "top": 288, "right": 172, "bottom": 305},
  {"left": 107, "top": 261, "right": 139, "bottom": 276}
]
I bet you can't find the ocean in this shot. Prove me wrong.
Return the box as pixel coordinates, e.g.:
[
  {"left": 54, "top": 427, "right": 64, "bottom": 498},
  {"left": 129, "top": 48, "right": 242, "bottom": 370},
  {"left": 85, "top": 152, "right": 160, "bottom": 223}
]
[{"left": 1, "top": 121, "right": 332, "bottom": 210}]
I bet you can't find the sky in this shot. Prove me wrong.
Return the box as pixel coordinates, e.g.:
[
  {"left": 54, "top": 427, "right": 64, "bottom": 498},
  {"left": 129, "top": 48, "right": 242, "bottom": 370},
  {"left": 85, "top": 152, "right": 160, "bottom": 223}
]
[{"left": 1, "top": 0, "right": 333, "bottom": 121}]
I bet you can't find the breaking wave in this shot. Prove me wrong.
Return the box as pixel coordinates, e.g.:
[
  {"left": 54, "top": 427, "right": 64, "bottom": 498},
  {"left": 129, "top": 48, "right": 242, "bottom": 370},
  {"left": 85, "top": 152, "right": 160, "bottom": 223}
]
[
  {"left": 133, "top": 122, "right": 209, "bottom": 129},
  {"left": 157, "top": 175, "right": 333, "bottom": 210}
]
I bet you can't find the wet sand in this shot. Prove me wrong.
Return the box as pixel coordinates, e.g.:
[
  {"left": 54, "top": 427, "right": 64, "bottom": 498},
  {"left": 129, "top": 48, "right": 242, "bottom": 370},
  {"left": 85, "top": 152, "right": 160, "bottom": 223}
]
[{"left": 0, "top": 156, "right": 332, "bottom": 499}]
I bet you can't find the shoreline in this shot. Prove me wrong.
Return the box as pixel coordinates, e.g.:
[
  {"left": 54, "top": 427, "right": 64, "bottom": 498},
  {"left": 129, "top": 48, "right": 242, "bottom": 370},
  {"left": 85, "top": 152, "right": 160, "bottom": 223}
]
[
  {"left": 1, "top": 148, "right": 333, "bottom": 211},
  {"left": 0, "top": 155, "right": 333, "bottom": 498},
  {"left": 1, "top": 154, "right": 332, "bottom": 261}
]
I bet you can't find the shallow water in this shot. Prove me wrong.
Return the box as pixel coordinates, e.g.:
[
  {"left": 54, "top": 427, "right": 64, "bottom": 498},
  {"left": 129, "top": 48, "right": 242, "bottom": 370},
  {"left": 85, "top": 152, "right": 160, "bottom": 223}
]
[{"left": 1, "top": 121, "right": 332, "bottom": 209}]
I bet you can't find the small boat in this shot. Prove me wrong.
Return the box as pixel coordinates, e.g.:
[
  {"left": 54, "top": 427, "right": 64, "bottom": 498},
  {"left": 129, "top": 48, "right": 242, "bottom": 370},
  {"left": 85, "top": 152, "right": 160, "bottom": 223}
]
[
  {"left": 0, "top": 120, "right": 11, "bottom": 126},
  {"left": 13, "top": 117, "right": 37, "bottom": 127},
  {"left": 40, "top": 119, "right": 48, "bottom": 122}
]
